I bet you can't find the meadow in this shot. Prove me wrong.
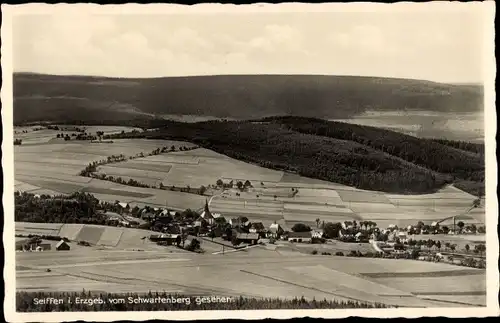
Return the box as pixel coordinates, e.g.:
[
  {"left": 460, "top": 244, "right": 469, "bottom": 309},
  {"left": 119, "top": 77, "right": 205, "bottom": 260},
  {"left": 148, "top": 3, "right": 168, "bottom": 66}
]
[{"left": 15, "top": 234, "right": 486, "bottom": 307}]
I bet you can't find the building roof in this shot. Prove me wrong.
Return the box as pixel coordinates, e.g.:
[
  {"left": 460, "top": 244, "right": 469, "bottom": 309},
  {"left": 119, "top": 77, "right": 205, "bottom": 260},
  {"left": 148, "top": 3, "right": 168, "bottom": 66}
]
[
  {"left": 288, "top": 231, "right": 312, "bottom": 238},
  {"left": 250, "top": 222, "right": 265, "bottom": 231},
  {"left": 56, "top": 240, "right": 70, "bottom": 249},
  {"left": 118, "top": 202, "right": 129, "bottom": 208},
  {"left": 236, "top": 233, "right": 259, "bottom": 240}
]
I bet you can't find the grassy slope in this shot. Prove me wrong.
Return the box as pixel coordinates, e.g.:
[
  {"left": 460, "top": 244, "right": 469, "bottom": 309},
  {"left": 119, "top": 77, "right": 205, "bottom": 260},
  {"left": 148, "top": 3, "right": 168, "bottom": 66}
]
[
  {"left": 107, "top": 119, "right": 483, "bottom": 195},
  {"left": 14, "top": 73, "right": 483, "bottom": 124}
]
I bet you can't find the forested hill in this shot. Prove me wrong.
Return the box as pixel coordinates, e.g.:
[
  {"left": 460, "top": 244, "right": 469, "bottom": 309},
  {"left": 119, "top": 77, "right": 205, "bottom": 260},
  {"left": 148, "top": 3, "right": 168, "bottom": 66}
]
[
  {"left": 108, "top": 118, "right": 484, "bottom": 196},
  {"left": 14, "top": 72, "right": 483, "bottom": 124}
]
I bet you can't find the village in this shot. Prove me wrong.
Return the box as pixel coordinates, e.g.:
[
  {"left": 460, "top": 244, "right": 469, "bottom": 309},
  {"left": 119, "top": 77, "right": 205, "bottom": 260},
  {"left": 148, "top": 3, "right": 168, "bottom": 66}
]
[{"left": 16, "top": 193, "right": 486, "bottom": 272}]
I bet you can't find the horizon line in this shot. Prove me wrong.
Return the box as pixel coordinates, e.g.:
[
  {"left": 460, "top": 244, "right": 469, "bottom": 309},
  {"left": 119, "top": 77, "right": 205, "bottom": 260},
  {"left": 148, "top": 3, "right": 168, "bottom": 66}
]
[{"left": 12, "top": 70, "right": 484, "bottom": 86}]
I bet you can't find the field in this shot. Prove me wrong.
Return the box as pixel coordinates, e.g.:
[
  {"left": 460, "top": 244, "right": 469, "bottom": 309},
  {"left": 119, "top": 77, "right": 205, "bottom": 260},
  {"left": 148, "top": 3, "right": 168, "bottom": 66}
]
[
  {"left": 15, "top": 128, "right": 486, "bottom": 229},
  {"left": 15, "top": 223, "right": 486, "bottom": 308},
  {"left": 14, "top": 136, "right": 206, "bottom": 210}
]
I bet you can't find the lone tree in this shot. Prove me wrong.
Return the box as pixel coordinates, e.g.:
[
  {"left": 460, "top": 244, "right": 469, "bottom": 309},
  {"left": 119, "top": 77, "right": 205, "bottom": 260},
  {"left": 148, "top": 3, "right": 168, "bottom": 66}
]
[
  {"left": 236, "top": 181, "right": 244, "bottom": 190},
  {"left": 315, "top": 218, "right": 321, "bottom": 228},
  {"left": 216, "top": 179, "right": 224, "bottom": 187}
]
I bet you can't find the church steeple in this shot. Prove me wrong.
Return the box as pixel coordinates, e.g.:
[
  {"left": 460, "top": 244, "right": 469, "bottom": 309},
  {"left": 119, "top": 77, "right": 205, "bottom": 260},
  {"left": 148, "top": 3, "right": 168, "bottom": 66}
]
[{"left": 203, "top": 199, "right": 213, "bottom": 219}]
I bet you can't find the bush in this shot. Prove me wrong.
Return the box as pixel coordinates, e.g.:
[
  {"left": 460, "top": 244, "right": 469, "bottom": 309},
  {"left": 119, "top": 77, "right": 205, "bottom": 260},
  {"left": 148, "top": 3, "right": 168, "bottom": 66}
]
[
  {"left": 335, "top": 251, "right": 344, "bottom": 256},
  {"left": 311, "top": 250, "right": 318, "bottom": 255},
  {"left": 321, "top": 252, "right": 331, "bottom": 255}
]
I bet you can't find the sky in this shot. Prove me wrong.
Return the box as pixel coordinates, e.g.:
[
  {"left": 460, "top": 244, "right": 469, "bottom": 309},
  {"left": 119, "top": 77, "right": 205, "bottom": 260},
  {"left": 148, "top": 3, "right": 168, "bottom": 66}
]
[{"left": 11, "top": 4, "right": 491, "bottom": 84}]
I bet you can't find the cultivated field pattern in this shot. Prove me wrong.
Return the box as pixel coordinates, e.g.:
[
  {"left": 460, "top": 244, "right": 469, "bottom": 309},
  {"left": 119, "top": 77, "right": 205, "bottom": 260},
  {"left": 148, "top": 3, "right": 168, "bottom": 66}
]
[{"left": 14, "top": 127, "right": 486, "bottom": 308}]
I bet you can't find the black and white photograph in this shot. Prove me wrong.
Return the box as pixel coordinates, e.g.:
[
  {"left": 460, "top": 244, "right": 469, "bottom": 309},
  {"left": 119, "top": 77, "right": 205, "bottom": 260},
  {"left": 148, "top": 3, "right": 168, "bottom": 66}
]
[{"left": 2, "top": 2, "right": 497, "bottom": 321}]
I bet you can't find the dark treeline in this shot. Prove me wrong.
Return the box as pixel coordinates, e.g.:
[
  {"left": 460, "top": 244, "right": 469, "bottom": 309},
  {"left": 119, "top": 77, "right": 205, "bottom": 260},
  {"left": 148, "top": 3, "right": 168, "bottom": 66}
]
[
  {"left": 15, "top": 192, "right": 108, "bottom": 224},
  {"left": 428, "top": 138, "right": 484, "bottom": 155},
  {"left": 110, "top": 120, "right": 451, "bottom": 194},
  {"left": 262, "top": 116, "right": 484, "bottom": 181},
  {"left": 16, "top": 291, "right": 390, "bottom": 312}
]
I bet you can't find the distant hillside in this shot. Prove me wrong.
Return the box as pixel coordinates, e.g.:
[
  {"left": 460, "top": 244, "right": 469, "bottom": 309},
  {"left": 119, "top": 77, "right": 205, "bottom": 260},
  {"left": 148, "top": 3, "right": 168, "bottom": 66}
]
[
  {"left": 107, "top": 118, "right": 484, "bottom": 195},
  {"left": 14, "top": 72, "right": 483, "bottom": 124}
]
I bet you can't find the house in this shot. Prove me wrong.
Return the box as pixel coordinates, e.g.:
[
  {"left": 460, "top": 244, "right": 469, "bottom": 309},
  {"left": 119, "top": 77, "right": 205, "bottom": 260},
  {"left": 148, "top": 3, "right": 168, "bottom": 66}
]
[
  {"left": 117, "top": 202, "right": 130, "bottom": 211},
  {"left": 287, "top": 231, "right": 312, "bottom": 243},
  {"left": 160, "top": 209, "right": 176, "bottom": 217},
  {"left": 212, "top": 212, "right": 223, "bottom": 219},
  {"left": 268, "top": 223, "right": 284, "bottom": 238},
  {"left": 354, "top": 232, "right": 363, "bottom": 241},
  {"left": 430, "top": 221, "right": 439, "bottom": 227},
  {"left": 311, "top": 230, "right": 323, "bottom": 239},
  {"left": 249, "top": 222, "right": 266, "bottom": 234},
  {"left": 397, "top": 231, "right": 408, "bottom": 243},
  {"left": 56, "top": 240, "right": 70, "bottom": 251},
  {"left": 39, "top": 243, "right": 51, "bottom": 251},
  {"left": 236, "top": 233, "right": 259, "bottom": 245}
]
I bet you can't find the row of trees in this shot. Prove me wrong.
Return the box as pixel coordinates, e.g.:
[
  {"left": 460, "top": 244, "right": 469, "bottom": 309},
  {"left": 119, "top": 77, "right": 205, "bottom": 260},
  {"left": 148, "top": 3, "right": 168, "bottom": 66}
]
[
  {"left": 78, "top": 145, "right": 204, "bottom": 194},
  {"left": 215, "top": 179, "right": 253, "bottom": 190}
]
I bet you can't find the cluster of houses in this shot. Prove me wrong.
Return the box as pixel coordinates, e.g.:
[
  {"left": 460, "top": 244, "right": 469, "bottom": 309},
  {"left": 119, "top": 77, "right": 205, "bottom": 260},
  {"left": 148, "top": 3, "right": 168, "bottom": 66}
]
[{"left": 15, "top": 239, "right": 70, "bottom": 252}]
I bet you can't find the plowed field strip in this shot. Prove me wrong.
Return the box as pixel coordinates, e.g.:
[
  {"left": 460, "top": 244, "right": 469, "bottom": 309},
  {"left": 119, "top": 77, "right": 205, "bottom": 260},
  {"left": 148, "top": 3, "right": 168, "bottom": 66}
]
[{"left": 361, "top": 270, "right": 483, "bottom": 278}]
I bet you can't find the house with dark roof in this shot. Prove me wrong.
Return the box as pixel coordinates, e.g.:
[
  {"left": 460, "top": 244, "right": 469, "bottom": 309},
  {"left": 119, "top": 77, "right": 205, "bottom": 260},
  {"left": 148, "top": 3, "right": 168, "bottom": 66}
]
[
  {"left": 236, "top": 233, "right": 260, "bottom": 245},
  {"left": 56, "top": 240, "right": 71, "bottom": 251},
  {"left": 287, "top": 231, "right": 312, "bottom": 243}
]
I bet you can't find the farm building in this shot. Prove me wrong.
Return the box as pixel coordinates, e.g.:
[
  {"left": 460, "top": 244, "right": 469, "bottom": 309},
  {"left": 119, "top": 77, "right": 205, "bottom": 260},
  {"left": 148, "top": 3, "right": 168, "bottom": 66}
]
[
  {"left": 150, "top": 234, "right": 181, "bottom": 246},
  {"left": 288, "top": 231, "right": 312, "bottom": 243},
  {"left": 56, "top": 240, "right": 71, "bottom": 251},
  {"left": 38, "top": 243, "right": 51, "bottom": 251},
  {"left": 236, "top": 233, "right": 259, "bottom": 245},
  {"left": 268, "top": 223, "right": 284, "bottom": 238}
]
